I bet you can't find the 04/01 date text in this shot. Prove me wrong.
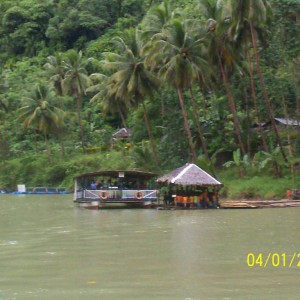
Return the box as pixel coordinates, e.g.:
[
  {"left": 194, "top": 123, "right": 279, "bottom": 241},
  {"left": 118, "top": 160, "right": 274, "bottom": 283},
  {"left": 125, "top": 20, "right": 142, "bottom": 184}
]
[{"left": 246, "top": 253, "right": 300, "bottom": 268}]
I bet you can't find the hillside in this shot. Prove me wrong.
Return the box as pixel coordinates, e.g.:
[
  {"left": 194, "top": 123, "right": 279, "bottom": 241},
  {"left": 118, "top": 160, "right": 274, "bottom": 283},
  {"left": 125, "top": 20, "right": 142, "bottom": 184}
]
[{"left": 0, "top": 0, "right": 299, "bottom": 197}]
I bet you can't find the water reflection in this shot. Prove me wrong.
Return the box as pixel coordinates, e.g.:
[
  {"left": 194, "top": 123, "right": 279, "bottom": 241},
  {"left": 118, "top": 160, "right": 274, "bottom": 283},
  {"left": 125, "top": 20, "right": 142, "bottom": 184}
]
[{"left": 0, "top": 195, "right": 300, "bottom": 299}]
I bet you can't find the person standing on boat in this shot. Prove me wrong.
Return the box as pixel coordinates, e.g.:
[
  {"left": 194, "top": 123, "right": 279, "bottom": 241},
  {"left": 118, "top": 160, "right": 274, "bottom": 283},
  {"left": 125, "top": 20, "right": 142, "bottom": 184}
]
[{"left": 91, "top": 181, "right": 97, "bottom": 190}]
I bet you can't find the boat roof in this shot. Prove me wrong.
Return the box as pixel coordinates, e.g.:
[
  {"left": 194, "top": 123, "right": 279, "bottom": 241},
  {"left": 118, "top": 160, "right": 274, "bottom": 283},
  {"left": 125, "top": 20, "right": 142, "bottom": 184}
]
[{"left": 74, "top": 170, "right": 157, "bottom": 180}]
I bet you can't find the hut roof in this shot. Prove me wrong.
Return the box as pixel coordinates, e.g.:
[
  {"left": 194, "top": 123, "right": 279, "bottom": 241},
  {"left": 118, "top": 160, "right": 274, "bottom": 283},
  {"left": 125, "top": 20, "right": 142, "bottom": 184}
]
[
  {"left": 112, "top": 128, "right": 132, "bottom": 138},
  {"left": 74, "top": 170, "right": 156, "bottom": 180},
  {"left": 262, "top": 118, "right": 300, "bottom": 127},
  {"left": 157, "top": 163, "right": 223, "bottom": 187}
]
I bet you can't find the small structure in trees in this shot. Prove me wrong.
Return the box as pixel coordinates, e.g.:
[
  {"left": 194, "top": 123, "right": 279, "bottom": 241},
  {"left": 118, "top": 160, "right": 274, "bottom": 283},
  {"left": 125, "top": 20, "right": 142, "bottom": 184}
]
[
  {"left": 112, "top": 128, "right": 133, "bottom": 140},
  {"left": 110, "top": 128, "right": 133, "bottom": 148},
  {"left": 253, "top": 118, "right": 300, "bottom": 130},
  {"left": 157, "top": 163, "right": 223, "bottom": 209}
]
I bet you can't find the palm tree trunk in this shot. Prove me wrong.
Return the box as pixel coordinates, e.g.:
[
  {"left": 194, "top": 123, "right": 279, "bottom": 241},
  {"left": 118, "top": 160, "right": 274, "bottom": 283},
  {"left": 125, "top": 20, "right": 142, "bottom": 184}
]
[
  {"left": 57, "top": 91, "right": 65, "bottom": 157},
  {"left": 247, "top": 51, "right": 268, "bottom": 152},
  {"left": 219, "top": 61, "right": 246, "bottom": 156},
  {"left": 198, "top": 82, "right": 208, "bottom": 121},
  {"left": 281, "top": 92, "right": 293, "bottom": 156},
  {"left": 177, "top": 86, "right": 196, "bottom": 161},
  {"left": 33, "top": 129, "right": 38, "bottom": 153},
  {"left": 249, "top": 21, "right": 287, "bottom": 162},
  {"left": 291, "top": 60, "right": 300, "bottom": 131},
  {"left": 45, "top": 133, "right": 51, "bottom": 162},
  {"left": 189, "top": 87, "right": 209, "bottom": 159},
  {"left": 57, "top": 132, "right": 65, "bottom": 158},
  {"left": 141, "top": 99, "right": 159, "bottom": 165},
  {"left": 75, "top": 91, "right": 85, "bottom": 152},
  {"left": 117, "top": 105, "right": 128, "bottom": 128}
]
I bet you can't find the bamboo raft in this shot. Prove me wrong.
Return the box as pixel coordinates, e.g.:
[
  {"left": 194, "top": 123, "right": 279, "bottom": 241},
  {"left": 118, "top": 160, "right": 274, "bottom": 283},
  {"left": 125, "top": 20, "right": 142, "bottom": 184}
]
[{"left": 220, "top": 199, "right": 300, "bottom": 209}]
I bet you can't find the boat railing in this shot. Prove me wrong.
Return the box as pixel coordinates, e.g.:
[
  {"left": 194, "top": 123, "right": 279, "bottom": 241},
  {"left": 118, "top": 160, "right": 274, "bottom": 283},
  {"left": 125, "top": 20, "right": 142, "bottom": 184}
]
[
  {"left": 122, "top": 190, "right": 157, "bottom": 199},
  {"left": 27, "top": 187, "right": 69, "bottom": 194},
  {"left": 83, "top": 189, "right": 157, "bottom": 200}
]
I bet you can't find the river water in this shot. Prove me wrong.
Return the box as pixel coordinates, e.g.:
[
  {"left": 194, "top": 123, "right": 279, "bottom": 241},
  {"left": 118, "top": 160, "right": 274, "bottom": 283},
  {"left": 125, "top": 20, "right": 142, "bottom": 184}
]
[{"left": 0, "top": 195, "right": 300, "bottom": 300}]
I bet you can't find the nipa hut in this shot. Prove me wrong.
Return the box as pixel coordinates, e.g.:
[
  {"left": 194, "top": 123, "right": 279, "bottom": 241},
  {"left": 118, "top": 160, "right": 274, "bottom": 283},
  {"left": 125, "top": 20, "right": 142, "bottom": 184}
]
[{"left": 157, "top": 163, "right": 223, "bottom": 208}]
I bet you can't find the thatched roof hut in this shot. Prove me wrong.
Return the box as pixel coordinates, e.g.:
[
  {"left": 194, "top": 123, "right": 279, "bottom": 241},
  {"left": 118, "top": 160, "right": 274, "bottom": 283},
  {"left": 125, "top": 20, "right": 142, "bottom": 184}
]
[{"left": 157, "top": 163, "right": 223, "bottom": 187}]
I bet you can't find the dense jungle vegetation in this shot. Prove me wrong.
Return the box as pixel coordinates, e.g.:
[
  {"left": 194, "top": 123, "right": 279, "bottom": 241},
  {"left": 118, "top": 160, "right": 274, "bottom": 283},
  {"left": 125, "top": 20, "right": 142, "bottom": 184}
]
[{"left": 0, "top": 0, "right": 299, "bottom": 198}]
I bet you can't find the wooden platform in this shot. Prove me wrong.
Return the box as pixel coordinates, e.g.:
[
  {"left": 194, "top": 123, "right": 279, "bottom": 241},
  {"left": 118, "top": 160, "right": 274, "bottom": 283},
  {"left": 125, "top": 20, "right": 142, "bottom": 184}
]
[{"left": 220, "top": 199, "right": 300, "bottom": 209}]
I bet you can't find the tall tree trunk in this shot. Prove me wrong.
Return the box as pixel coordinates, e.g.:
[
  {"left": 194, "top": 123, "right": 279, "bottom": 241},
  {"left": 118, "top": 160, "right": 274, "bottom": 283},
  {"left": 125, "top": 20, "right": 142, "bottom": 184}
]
[
  {"left": 247, "top": 51, "right": 268, "bottom": 152},
  {"left": 57, "top": 96, "right": 65, "bottom": 157},
  {"left": 33, "top": 129, "right": 38, "bottom": 153},
  {"left": 141, "top": 99, "right": 158, "bottom": 165},
  {"left": 2, "top": 120, "right": 9, "bottom": 158},
  {"left": 243, "top": 85, "right": 251, "bottom": 155},
  {"left": 250, "top": 21, "right": 287, "bottom": 162},
  {"left": 219, "top": 61, "right": 246, "bottom": 156},
  {"left": 60, "top": 135, "right": 65, "bottom": 157},
  {"left": 198, "top": 81, "right": 208, "bottom": 121},
  {"left": 292, "top": 59, "right": 300, "bottom": 127},
  {"left": 75, "top": 91, "right": 85, "bottom": 152},
  {"left": 117, "top": 104, "right": 127, "bottom": 128},
  {"left": 177, "top": 86, "right": 196, "bottom": 161},
  {"left": 45, "top": 133, "right": 51, "bottom": 162},
  {"left": 281, "top": 92, "right": 293, "bottom": 156},
  {"left": 189, "top": 87, "right": 209, "bottom": 159}
]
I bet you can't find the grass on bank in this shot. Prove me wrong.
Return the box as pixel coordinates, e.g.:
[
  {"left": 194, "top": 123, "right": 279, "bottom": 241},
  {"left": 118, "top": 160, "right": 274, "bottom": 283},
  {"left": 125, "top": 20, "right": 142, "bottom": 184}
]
[{"left": 219, "top": 168, "right": 299, "bottom": 200}]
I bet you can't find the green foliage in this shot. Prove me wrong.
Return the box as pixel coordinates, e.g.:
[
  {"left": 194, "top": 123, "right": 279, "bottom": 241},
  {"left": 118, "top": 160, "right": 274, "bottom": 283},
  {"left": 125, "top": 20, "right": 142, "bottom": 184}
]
[
  {"left": 0, "top": 0, "right": 299, "bottom": 198},
  {"left": 223, "top": 149, "right": 250, "bottom": 177},
  {"left": 220, "top": 173, "right": 298, "bottom": 200}
]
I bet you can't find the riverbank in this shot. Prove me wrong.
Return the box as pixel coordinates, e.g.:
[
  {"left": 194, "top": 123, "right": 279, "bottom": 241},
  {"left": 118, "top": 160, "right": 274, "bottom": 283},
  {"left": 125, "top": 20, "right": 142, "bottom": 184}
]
[{"left": 1, "top": 151, "right": 299, "bottom": 200}]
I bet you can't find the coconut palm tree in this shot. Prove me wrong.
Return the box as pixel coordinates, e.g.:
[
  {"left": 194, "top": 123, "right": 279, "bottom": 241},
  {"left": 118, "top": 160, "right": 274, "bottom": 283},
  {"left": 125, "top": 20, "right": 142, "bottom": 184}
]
[
  {"left": 44, "top": 53, "right": 65, "bottom": 97},
  {"left": 0, "top": 98, "right": 8, "bottom": 158},
  {"left": 202, "top": 0, "right": 246, "bottom": 156},
  {"left": 101, "top": 34, "right": 159, "bottom": 164},
  {"left": 18, "top": 83, "right": 65, "bottom": 162},
  {"left": 44, "top": 52, "right": 67, "bottom": 156},
  {"left": 138, "top": 0, "right": 173, "bottom": 43},
  {"left": 223, "top": 6, "right": 269, "bottom": 152},
  {"left": 87, "top": 73, "right": 129, "bottom": 128},
  {"left": 0, "top": 71, "right": 9, "bottom": 157},
  {"left": 62, "top": 50, "right": 91, "bottom": 151},
  {"left": 144, "top": 18, "right": 210, "bottom": 161},
  {"left": 227, "top": 0, "right": 287, "bottom": 161}
]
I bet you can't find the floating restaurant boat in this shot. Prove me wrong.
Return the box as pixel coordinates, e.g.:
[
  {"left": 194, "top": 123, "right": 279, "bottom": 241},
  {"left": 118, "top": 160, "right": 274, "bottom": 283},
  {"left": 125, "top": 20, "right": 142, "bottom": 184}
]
[{"left": 73, "top": 170, "right": 158, "bottom": 209}]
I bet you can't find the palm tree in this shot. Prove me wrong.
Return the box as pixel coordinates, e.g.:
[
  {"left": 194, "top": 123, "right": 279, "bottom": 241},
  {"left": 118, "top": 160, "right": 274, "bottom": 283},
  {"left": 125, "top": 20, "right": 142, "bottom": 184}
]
[
  {"left": 18, "top": 83, "right": 65, "bottom": 162},
  {"left": 227, "top": 0, "right": 287, "bottom": 161},
  {"left": 224, "top": 4, "right": 269, "bottom": 152},
  {"left": 144, "top": 18, "right": 210, "bottom": 161},
  {"left": 101, "top": 34, "right": 159, "bottom": 165},
  {"left": 44, "top": 53, "right": 65, "bottom": 97},
  {"left": 0, "top": 98, "right": 8, "bottom": 158},
  {"left": 138, "top": 0, "right": 173, "bottom": 43},
  {"left": 44, "top": 52, "right": 67, "bottom": 156},
  {"left": 0, "top": 71, "right": 10, "bottom": 159},
  {"left": 87, "top": 73, "right": 129, "bottom": 128},
  {"left": 62, "top": 50, "right": 91, "bottom": 151},
  {"left": 203, "top": 0, "right": 246, "bottom": 156}
]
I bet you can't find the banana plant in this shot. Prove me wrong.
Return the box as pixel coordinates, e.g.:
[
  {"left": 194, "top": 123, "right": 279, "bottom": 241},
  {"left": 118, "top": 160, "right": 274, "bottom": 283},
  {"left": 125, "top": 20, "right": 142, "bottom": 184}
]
[
  {"left": 223, "top": 149, "right": 250, "bottom": 177},
  {"left": 259, "top": 146, "right": 289, "bottom": 177}
]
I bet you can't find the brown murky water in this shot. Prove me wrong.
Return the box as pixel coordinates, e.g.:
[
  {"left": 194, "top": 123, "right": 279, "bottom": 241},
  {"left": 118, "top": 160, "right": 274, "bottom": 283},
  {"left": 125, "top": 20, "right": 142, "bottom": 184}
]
[{"left": 1, "top": 194, "right": 300, "bottom": 299}]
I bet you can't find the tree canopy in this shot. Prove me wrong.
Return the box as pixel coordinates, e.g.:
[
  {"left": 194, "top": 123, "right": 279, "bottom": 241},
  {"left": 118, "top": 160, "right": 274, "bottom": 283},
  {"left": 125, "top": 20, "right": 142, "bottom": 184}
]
[{"left": 0, "top": 0, "right": 299, "bottom": 191}]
